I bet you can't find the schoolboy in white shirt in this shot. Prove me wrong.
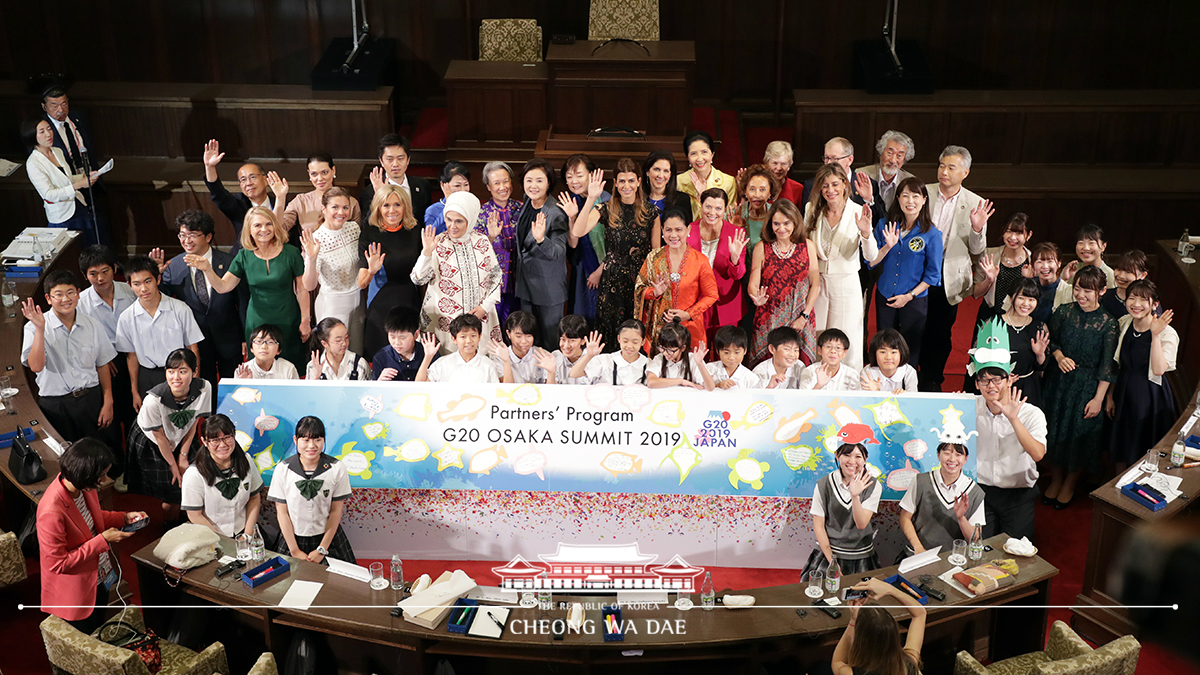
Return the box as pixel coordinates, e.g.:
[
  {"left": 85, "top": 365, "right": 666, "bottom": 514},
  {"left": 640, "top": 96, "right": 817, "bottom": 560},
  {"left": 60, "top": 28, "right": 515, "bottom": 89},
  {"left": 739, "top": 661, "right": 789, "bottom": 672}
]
[
  {"left": 707, "top": 326, "right": 760, "bottom": 389},
  {"left": 552, "top": 314, "right": 590, "bottom": 385},
  {"left": 417, "top": 313, "right": 500, "bottom": 383},
  {"left": 114, "top": 256, "right": 204, "bottom": 410},
  {"left": 799, "top": 329, "right": 861, "bottom": 391},
  {"left": 234, "top": 324, "right": 300, "bottom": 380},
  {"left": 21, "top": 270, "right": 117, "bottom": 445},
  {"left": 751, "top": 326, "right": 805, "bottom": 389},
  {"left": 571, "top": 320, "right": 650, "bottom": 386}
]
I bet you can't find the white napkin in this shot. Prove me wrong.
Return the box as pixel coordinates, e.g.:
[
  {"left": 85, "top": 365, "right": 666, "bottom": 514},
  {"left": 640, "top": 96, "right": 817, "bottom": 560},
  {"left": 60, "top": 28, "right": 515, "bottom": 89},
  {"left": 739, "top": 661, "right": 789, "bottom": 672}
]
[
  {"left": 721, "top": 594, "right": 755, "bottom": 608},
  {"left": 409, "top": 573, "right": 432, "bottom": 594},
  {"left": 1004, "top": 536, "right": 1036, "bottom": 556},
  {"left": 567, "top": 603, "right": 585, "bottom": 630}
]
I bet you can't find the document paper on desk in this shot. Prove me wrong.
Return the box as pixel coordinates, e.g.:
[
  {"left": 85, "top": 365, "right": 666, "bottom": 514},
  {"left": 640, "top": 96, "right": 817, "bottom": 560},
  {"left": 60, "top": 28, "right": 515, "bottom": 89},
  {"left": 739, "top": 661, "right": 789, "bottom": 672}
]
[
  {"left": 899, "top": 546, "right": 941, "bottom": 574},
  {"left": 467, "top": 606, "right": 509, "bottom": 639},
  {"left": 278, "top": 580, "right": 323, "bottom": 610},
  {"left": 326, "top": 557, "right": 371, "bottom": 583}
]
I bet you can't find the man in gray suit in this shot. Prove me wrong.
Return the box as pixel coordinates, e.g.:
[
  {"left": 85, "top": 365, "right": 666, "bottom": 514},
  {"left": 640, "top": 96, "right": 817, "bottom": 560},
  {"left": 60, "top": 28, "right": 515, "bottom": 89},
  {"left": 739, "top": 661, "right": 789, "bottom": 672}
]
[
  {"left": 513, "top": 158, "right": 570, "bottom": 348},
  {"left": 860, "top": 130, "right": 918, "bottom": 211}
]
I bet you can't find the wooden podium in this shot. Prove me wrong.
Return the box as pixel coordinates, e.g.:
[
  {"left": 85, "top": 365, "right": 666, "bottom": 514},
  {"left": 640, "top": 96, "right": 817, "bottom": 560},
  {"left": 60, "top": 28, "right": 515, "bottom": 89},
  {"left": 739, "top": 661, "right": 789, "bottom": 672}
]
[
  {"left": 544, "top": 40, "right": 695, "bottom": 136},
  {"left": 534, "top": 126, "right": 687, "bottom": 166}
]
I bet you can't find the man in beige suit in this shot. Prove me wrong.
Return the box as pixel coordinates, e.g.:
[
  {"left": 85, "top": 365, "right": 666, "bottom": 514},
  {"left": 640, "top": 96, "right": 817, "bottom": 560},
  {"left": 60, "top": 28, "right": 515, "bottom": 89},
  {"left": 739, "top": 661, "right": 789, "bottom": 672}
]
[
  {"left": 919, "top": 145, "right": 994, "bottom": 392},
  {"left": 860, "top": 130, "right": 918, "bottom": 211}
]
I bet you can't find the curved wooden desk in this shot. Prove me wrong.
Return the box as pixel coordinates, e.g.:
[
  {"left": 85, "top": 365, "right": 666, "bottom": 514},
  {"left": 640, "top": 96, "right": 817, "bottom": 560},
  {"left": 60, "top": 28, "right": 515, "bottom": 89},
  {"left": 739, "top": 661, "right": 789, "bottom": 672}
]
[
  {"left": 1072, "top": 241, "right": 1200, "bottom": 643},
  {"left": 134, "top": 534, "right": 1056, "bottom": 675}
]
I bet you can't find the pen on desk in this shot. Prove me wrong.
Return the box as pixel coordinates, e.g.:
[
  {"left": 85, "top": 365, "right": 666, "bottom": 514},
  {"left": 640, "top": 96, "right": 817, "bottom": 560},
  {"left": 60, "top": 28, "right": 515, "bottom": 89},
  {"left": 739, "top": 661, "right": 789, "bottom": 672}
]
[
  {"left": 249, "top": 566, "right": 278, "bottom": 581},
  {"left": 1181, "top": 461, "right": 1200, "bottom": 468},
  {"left": 897, "top": 580, "right": 923, "bottom": 600},
  {"left": 487, "top": 611, "right": 505, "bottom": 631}
]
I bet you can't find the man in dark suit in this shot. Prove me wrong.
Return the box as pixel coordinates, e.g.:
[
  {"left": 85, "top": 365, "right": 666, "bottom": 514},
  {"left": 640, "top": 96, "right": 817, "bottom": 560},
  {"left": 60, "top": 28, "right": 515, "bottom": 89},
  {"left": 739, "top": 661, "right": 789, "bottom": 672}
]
[
  {"left": 152, "top": 210, "right": 248, "bottom": 384},
  {"left": 358, "top": 133, "right": 433, "bottom": 225},
  {"left": 800, "top": 136, "right": 888, "bottom": 225},
  {"left": 41, "top": 85, "right": 110, "bottom": 246},
  {"left": 512, "top": 158, "right": 570, "bottom": 348},
  {"left": 202, "top": 139, "right": 278, "bottom": 250}
]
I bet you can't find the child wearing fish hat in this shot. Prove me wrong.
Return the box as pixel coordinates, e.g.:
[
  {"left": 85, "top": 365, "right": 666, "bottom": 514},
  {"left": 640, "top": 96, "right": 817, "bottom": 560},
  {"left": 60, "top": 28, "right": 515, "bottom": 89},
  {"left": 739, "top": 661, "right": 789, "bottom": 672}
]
[{"left": 971, "top": 317, "right": 1046, "bottom": 540}]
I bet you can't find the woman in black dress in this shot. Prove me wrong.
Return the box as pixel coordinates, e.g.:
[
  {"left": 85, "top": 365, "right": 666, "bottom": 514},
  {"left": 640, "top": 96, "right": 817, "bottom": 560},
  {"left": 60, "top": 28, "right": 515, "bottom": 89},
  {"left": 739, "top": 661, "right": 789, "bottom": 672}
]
[
  {"left": 560, "top": 158, "right": 659, "bottom": 347},
  {"left": 357, "top": 184, "right": 422, "bottom": 357},
  {"left": 1107, "top": 280, "right": 1178, "bottom": 472},
  {"left": 997, "top": 279, "right": 1049, "bottom": 409}
]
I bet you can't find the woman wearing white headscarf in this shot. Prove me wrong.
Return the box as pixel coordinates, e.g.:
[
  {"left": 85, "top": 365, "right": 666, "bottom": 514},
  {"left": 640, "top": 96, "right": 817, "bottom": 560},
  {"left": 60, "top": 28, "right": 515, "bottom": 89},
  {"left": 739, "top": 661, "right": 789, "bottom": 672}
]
[{"left": 411, "top": 191, "right": 504, "bottom": 353}]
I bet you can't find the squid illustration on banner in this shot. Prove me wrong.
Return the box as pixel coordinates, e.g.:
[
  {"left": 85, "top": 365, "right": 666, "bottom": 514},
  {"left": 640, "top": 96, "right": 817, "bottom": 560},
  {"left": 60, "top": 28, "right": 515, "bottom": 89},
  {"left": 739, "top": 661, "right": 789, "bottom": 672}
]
[{"left": 218, "top": 381, "right": 976, "bottom": 500}]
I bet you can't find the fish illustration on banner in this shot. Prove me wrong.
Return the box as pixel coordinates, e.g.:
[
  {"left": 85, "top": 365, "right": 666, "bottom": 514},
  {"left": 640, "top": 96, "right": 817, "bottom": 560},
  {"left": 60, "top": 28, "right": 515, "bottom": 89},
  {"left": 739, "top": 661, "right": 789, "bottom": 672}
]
[
  {"left": 253, "top": 444, "right": 276, "bottom": 472},
  {"left": 434, "top": 443, "right": 465, "bottom": 471},
  {"left": 385, "top": 439, "right": 430, "bottom": 463},
  {"left": 781, "top": 444, "right": 821, "bottom": 471},
  {"left": 862, "top": 397, "right": 912, "bottom": 440},
  {"left": 585, "top": 385, "right": 618, "bottom": 410},
  {"left": 731, "top": 401, "right": 773, "bottom": 430},
  {"left": 619, "top": 386, "right": 652, "bottom": 412},
  {"left": 217, "top": 380, "right": 977, "bottom": 498},
  {"left": 395, "top": 393, "right": 431, "bottom": 420},
  {"left": 886, "top": 458, "right": 920, "bottom": 491},
  {"left": 498, "top": 384, "right": 541, "bottom": 406},
  {"left": 362, "top": 422, "right": 388, "bottom": 440},
  {"left": 601, "top": 451, "right": 642, "bottom": 477},
  {"left": 513, "top": 448, "right": 549, "bottom": 480},
  {"left": 230, "top": 387, "right": 261, "bottom": 405},
  {"left": 254, "top": 409, "right": 278, "bottom": 436},
  {"left": 649, "top": 400, "right": 685, "bottom": 427},
  {"left": 661, "top": 435, "right": 702, "bottom": 484},
  {"left": 727, "top": 449, "right": 770, "bottom": 490},
  {"left": 469, "top": 445, "right": 507, "bottom": 474},
  {"left": 773, "top": 408, "right": 817, "bottom": 443},
  {"left": 439, "top": 394, "right": 487, "bottom": 422},
  {"left": 360, "top": 395, "right": 383, "bottom": 420},
  {"left": 336, "top": 442, "right": 375, "bottom": 480}
]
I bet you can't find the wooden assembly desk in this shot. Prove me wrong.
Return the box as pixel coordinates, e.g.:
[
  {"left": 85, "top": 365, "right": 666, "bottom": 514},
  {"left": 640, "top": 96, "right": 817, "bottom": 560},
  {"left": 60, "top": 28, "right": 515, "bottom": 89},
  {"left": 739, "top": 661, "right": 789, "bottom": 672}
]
[
  {"left": 134, "top": 534, "right": 1056, "bottom": 675},
  {"left": 1071, "top": 240, "right": 1200, "bottom": 643}
]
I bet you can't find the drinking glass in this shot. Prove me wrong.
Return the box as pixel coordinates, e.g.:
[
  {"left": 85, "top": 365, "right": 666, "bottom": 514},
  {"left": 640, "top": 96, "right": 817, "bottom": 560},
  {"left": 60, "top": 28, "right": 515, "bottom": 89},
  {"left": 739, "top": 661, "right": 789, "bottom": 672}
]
[
  {"left": 1139, "top": 448, "right": 1160, "bottom": 475},
  {"left": 370, "top": 562, "right": 388, "bottom": 590},
  {"left": 0, "top": 376, "right": 14, "bottom": 415},
  {"left": 807, "top": 570, "right": 824, "bottom": 598},
  {"left": 235, "top": 534, "right": 252, "bottom": 561},
  {"left": 949, "top": 539, "right": 968, "bottom": 566}
]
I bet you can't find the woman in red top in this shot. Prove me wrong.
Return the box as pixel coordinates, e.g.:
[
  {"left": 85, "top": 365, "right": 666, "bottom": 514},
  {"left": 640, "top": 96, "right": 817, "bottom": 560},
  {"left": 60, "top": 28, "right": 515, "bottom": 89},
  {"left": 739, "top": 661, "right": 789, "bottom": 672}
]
[
  {"left": 37, "top": 438, "right": 148, "bottom": 633},
  {"left": 634, "top": 209, "right": 719, "bottom": 352},
  {"left": 747, "top": 199, "right": 821, "bottom": 365},
  {"left": 687, "top": 187, "right": 747, "bottom": 347}
]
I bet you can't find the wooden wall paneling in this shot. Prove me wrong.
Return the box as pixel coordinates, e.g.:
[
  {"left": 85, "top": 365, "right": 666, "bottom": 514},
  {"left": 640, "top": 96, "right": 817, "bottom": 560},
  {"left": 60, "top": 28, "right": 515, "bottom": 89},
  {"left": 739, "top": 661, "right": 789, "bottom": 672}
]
[
  {"left": 1018, "top": 112, "right": 1100, "bottom": 164},
  {"left": 1094, "top": 112, "right": 1171, "bottom": 165},
  {"left": 478, "top": 89, "right": 515, "bottom": 143},
  {"left": 549, "top": 83, "right": 590, "bottom": 134},
  {"left": 265, "top": 0, "right": 314, "bottom": 86},
  {"left": 211, "top": 0, "right": 271, "bottom": 84},
  {"left": 86, "top": 103, "right": 173, "bottom": 158},
  {"left": 50, "top": 0, "right": 107, "bottom": 81},
  {"left": 1169, "top": 112, "right": 1200, "bottom": 167},
  {"left": 2, "top": 4, "right": 52, "bottom": 79},
  {"left": 304, "top": 0, "right": 323, "bottom": 68},
  {"left": 175, "top": 103, "right": 243, "bottom": 162},
  {"left": 944, "top": 111, "right": 1021, "bottom": 165},
  {"left": 105, "top": 0, "right": 159, "bottom": 83},
  {"left": 201, "top": 0, "right": 223, "bottom": 83},
  {"left": 252, "top": 0, "right": 276, "bottom": 83},
  {"left": 313, "top": 108, "right": 384, "bottom": 159},
  {"left": 236, "top": 107, "right": 315, "bottom": 160}
]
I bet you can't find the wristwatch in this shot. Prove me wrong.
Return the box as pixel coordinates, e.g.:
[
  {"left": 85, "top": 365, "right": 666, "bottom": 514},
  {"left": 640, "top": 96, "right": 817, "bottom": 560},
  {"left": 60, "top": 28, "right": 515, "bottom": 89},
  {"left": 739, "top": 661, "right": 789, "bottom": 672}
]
[{"left": 316, "top": 545, "right": 328, "bottom": 556}]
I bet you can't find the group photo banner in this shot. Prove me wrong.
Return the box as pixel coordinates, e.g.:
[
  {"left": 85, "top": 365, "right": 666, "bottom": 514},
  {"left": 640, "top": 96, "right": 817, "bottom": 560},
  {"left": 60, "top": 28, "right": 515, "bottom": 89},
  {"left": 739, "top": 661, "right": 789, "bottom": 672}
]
[{"left": 216, "top": 381, "right": 977, "bottom": 500}]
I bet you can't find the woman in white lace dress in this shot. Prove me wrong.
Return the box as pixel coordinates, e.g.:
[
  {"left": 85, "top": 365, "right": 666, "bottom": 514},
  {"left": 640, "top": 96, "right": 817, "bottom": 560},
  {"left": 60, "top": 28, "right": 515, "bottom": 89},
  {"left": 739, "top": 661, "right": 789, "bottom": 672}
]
[
  {"left": 300, "top": 187, "right": 363, "bottom": 350},
  {"left": 411, "top": 191, "right": 503, "bottom": 354}
]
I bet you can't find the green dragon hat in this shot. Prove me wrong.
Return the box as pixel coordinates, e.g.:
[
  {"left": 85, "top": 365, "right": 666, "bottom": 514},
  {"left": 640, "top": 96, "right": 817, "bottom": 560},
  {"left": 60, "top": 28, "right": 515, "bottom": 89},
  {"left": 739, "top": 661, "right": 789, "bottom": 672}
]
[{"left": 967, "top": 318, "right": 1014, "bottom": 375}]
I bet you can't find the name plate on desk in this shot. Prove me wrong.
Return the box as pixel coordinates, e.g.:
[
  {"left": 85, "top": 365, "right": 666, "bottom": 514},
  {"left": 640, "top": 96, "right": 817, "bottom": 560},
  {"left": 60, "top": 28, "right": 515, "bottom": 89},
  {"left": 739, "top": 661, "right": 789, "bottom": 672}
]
[{"left": 217, "top": 380, "right": 977, "bottom": 499}]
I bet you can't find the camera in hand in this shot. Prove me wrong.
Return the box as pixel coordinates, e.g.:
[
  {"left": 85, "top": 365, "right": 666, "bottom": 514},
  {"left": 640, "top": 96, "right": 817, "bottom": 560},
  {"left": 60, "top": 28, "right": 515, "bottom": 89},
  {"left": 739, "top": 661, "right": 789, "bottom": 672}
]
[{"left": 841, "top": 587, "right": 868, "bottom": 601}]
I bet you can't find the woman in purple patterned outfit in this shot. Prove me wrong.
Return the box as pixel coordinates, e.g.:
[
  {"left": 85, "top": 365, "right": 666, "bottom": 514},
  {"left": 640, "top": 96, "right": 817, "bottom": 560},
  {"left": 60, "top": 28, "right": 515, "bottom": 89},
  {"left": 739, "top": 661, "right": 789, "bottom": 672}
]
[{"left": 476, "top": 161, "right": 521, "bottom": 322}]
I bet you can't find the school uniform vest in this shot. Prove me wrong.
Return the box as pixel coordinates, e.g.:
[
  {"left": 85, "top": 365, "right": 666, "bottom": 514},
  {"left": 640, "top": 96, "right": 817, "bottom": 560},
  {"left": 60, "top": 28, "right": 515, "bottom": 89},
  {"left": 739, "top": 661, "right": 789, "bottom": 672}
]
[
  {"left": 816, "top": 473, "right": 878, "bottom": 560},
  {"left": 906, "top": 471, "right": 984, "bottom": 554}
]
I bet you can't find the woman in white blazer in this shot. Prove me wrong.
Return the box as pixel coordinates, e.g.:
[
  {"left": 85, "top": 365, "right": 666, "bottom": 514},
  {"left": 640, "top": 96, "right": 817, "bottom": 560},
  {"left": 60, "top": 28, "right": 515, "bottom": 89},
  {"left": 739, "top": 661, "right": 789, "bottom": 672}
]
[
  {"left": 804, "top": 163, "right": 877, "bottom": 370},
  {"left": 22, "top": 116, "right": 97, "bottom": 242}
]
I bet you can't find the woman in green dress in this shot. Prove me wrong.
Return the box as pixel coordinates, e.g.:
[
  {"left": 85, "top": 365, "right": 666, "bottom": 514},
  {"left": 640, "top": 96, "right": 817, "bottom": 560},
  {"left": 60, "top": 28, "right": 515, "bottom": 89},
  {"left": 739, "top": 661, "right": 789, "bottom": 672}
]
[
  {"left": 187, "top": 206, "right": 311, "bottom": 367},
  {"left": 1042, "top": 265, "right": 1116, "bottom": 509}
]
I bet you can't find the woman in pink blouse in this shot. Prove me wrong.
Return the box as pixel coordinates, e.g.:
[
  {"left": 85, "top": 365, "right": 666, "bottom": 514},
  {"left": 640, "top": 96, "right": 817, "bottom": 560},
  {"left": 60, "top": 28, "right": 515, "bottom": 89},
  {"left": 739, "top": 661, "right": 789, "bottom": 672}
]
[{"left": 687, "top": 187, "right": 747, "bottom": 347}]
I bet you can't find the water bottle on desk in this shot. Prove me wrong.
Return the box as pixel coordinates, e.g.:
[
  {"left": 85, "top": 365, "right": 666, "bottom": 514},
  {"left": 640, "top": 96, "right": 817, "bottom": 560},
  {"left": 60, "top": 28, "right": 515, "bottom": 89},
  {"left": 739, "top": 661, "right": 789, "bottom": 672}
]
[
  {"left": 537, "top": 571, "right": 552, "bottom": 610},
  {"left": 700, "top": 572, "right": 715, "bottom": 611},
  {"left": 250, "top": 526, "right": 265, "bottom": 562},
  {"left": 968, "top": 525, "right": 983, "bottom": 561},
  {"left": 30, "top": 234, "right": 45, "bottom": 265},
  {"left": 824, "top": 560, "right": 841, "bottom": 594},
  {"left": 391, "top": 555, "right": 404, "bottom": 591}
]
